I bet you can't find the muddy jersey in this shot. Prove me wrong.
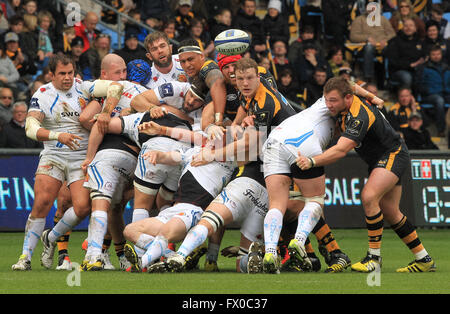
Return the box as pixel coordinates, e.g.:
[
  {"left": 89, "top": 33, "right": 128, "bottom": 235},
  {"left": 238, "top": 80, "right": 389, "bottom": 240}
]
[{"left": 28, "top": 79, "right": 91, "bottom": 156}]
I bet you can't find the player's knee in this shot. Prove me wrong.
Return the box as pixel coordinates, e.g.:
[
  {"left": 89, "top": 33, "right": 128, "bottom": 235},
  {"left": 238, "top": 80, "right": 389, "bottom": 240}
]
[
  {"left": 361, "top": 189, "right": 380, "bottom": 208},
  {"left": 123, "top": 224, "right": 136, "bottom": 241},
  {"left": 201, "top": 210, "right": 225, "bottom": 234}
]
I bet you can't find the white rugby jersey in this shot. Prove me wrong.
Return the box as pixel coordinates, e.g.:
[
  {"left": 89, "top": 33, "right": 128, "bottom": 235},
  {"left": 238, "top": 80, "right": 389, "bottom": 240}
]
[
  {"left": 153, "top": 81, "right": 202, "bottom": 130},
  {"left": 269, "top": 96, "right": 336, "bottom": 151},
  {"left": 179, "top": 146, "right": 236, "bottom": 198},
  {"left": 83, "top": 80, "right": 147, "bottom": 117},
  {"left": 146, "top": 54, "right": 187, "bottom": 90},
  {"left": 28, "top": 78, "right": 92, "bottom": 156}
]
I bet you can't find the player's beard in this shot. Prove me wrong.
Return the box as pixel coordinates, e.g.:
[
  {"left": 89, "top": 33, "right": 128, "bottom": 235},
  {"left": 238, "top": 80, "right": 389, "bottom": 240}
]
[{"left": 152, "top": 54, "right": 172, "bottom": 68}]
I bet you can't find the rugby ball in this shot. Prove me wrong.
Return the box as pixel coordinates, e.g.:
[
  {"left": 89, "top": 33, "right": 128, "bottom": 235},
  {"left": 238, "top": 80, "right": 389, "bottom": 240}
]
[{"left": 214, "top": 29, "right": 251, "bottom": 56}]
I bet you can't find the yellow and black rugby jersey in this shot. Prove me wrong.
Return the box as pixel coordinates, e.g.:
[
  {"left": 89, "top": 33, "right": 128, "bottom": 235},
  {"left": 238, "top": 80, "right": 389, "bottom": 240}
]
[
  {"left": 198, "top": 59, "right": 221, "bottom": 83},
  {"left": 338, "top": 96, "right": 403, "bottom": 166},
  {"left": 243, "top": 77, "right": 296, "bottom": 134},
  {"left": 257, "top": 66, "right": 277, "bottom": 89},
  {"left": 230, "top": 159, "right": 266, "bottom": 187}
]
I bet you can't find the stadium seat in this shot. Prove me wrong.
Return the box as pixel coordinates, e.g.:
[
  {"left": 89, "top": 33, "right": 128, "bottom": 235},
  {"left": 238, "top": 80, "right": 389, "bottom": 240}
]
[
  {"left": 444, "top": 12, "right": 450, "bottom": 22},
  {"left": 383, "top": 12, "right": 392, "bottom": 20}
]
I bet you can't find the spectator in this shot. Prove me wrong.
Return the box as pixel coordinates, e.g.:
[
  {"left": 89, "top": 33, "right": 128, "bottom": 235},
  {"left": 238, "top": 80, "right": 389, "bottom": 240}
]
[
  {"left": 415, "top": 45, "right": 450, "bottom": 137},
  {"left": 0, "top": 101, "right": 42, "bottom": 148},
  {"left": 385, "top": 18, "right": 424, "bottom": 89},
  {"left": 402, "top": 112, "right": 439, "bottom": 150},
  {"left": 288, "top": 25, "right": 324, "bottom": 64},
  {"left": 272, "top": 40, "right": 294, "bottom": 80},
  {"left": 22, "top": 0, "right": 37, "bottom": 32},
  {"left": 74, "top": 11, "right": 99, "bottom": 53},
  {"left": 58, "top": 26, "right": 76, "bottom": 55},
  {"left": 209, "top": 8, "right": 232, "bottom": 40},
  {"left": 263, "top": 0, "right": 290, "bottom": 47},
  {"left": 389, "top": 0, "right": 426, "bottom": 40},
  {"left": 292, "top": 39, "right": 328, "bottom": 86},
  {"left": 79, "top": 33, "right": 111, "bottom": 80},
  {"left": 427, "top": 4, "right": 448, "bottom": 39},
  {"left": 114, "top": 30, "right": 147, "bottom": 65},
  {"left": 421, "top": 20, "right": 450, "bottom": 64},
  {"left": 174, "top": 0, "right": 195, "bottom": 41},
  {"left": 327, "top": 45, "right": 347, "bottom": 78},
  {"left": 69, "top": 36, "right": 84, "bottom": 75},
  {"left": 0, "top": 5, "right": 8, "bottom": 34},
  {"left": 447, "top": 105, "right": 450, "bottom": 148},
  {"left": 388, "top": 87, "right": 425, "bottom": 132},
  {"left": 182, "top": 17, "right": 214, "bottom": 58},
  {"left": 36, "top": 10, "right": 54, "bottom": 70},
  {"left": 137, "top": 0, "right": 170, "bottom": 25},
  {"left": 304, "top": 66, "right": 327, "bottom": 108},
  {"left": 4, "top": 0, "right": 22, "bottom": 19},
  {"left": 124, "top": 9, "right": 150, "bottom": 43},
  {"left": 256, "top": 52, "right": 271, "bottom": 72},
  {"left": 277, "top": 68, "right": 303, "bottom": 107},
  {"left": 0, "top": 86, "right": 13, "bottom": 125},
  {"left": 349, "top": 1, "right": 396, "bottom": 83},
  {"left": 232, "top": 0, "right": 266, "bottom": 53},
  {"left": 321, "top": 0, "right": 354, "bottom": 46},
  {"left": 159, "top": 17, "right": 177, "bottom": 40},
  {"left": 0, "top": 47, "right": 19, "bottom": 88},
  {"left": 101, "top": 0, "right": 126, "bottom": 25},
  {"left": 4, "top": 31, "right": 36, "bottom": 77},
  {"left": 1, "top": 15, "right": 37, "bottom": 63}
]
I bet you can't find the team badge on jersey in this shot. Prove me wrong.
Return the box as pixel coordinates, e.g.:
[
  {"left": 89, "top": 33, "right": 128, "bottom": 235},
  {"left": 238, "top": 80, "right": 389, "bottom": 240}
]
[{"left": 346, "top": 118, "right": 364, "bottom": 136}]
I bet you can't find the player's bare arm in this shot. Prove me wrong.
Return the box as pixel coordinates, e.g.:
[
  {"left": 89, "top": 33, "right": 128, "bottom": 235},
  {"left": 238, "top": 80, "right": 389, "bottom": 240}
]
[
  {"left": 25, "top": 110, "right": 82, "bottom": 150},
  {"left": 206, "top": 69, "right": 227, "bottom": 125},
  {"left": 297, "top": 136, "right": 357, "bottom": 170}
]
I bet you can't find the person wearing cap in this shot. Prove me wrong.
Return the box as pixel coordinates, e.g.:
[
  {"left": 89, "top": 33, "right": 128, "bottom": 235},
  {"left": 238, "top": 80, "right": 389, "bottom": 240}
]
[
  {"left": 177, "top": 38, "right": 227, "bottom": 128},
  {"left": 4, "top": 31, "right": 36, "bottom": 76},
  {"left": 263, "top": 0, "right": 290, "bottom": 47},
  {"left": 402, "top": 112, "right": 438, "bottom": 150},
  {"left": 114, "top": 30, "right": 147, "bottom": 65}
]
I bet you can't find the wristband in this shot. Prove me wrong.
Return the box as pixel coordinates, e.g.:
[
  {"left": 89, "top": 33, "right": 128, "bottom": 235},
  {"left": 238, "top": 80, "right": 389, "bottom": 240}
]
[
  {"left": 48, "top": 131, "right": 61, "bottom": 141},
  {"left": 214, "top": 112, "right": 222, "bottom": 123},
  {"left": 308, "top": 157, "right": 316, "bottom": 168}
]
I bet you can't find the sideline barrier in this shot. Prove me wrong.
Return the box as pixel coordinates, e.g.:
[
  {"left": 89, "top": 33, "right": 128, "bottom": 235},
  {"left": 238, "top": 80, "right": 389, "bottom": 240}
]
[{"left": 0, "top": 149, "right": 448, "bottom": 230}]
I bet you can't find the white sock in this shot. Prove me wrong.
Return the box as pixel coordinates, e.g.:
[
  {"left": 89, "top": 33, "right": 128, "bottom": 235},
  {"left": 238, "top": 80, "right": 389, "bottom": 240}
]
[
  {"left": 132, "top": 208, "right": 149, "bottom": 223},
  {"left": 48, "top": 207, "right": 81, "bottom": 243},
  {"left": 369, "top": 248, "right": 381, "bottom": 256},
  {"left": 22, "top": 215, "right": 46, "bottom": 260},
  {"left": 141, "top": 235, "right": 168, "bottom": 268},
  {"left": 414, "top": 248, "right": 428, "bottom": 261},
  {"left": 86, "top": 211, "right": 108, "bottom": 257},
  {"left": 206, "top": 242, "right": 220, "bottom": 262},
  {"left": 135, "top": 234, "right": 154, "bottom": 258},
  {"left": 263, "top": 208, "right": 283, "bottom": 256},
  {"left": 177, "top": 224, "right": 209, "bottom": 258},
  {"left": 294, "top": 202, "right": 322, "bottom": 245}
]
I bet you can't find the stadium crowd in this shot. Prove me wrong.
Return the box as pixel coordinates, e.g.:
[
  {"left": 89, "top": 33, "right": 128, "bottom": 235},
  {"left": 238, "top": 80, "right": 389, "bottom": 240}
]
[{"left": 0, "top": 0, "right": 441, "bottom": 275}]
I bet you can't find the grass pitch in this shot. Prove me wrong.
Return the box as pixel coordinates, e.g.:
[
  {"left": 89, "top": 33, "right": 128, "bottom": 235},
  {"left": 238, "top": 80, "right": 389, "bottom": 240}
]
[{"left": 1, "top": 229, "right": 449, "bottom": 294}]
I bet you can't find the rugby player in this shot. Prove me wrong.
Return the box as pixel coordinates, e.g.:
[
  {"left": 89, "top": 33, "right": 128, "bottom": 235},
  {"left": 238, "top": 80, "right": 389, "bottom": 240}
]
[
  {"left": 11, "top": 55, "right": 93, "bottom": 271},
  {"left": 296, "top": 77, "right": 436, "bottom": 273},
  {"left": 144, "top": 31, "right": 187, "bottom": 90}
]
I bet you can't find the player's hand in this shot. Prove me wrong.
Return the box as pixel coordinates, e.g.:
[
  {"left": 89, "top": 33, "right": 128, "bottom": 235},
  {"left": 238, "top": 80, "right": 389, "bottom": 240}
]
[
  {"left": 191, "top": 148, "right": 215, "bottom": 167},
  {"left": 205, "top": 124, "right": 225, "bottom": 141},
  {"left": 81, "top": 158, "right": 93, "bottom": 174},
  {"left": 138, "top": 121, "right": 162, "bottom": 135},
  {"left": 229, "top": 124, "right": 244, "bottom": 141},
  {"left": 149, "top": 106, "right": 167, "bottom": 119},
  {"left": 296, "top": 152, "right": 313, "bottom": 170},
  {"left": 221, "top": 246, "right": 240, "bottom": 258},
  {"left": 95, "top": 112, "right": 111, "bottom": 135},
  {"left": 241, "top": 115, "right": 255, "bottom": 128},
  {"left": 57, "top": 133, "right": 83, "bottom": 150},
  {"left": 371, "top": 96, "right": 384, "bottom": 109},
  {"left": 142, "top": 150, "right": 159, "bottom": 165}
]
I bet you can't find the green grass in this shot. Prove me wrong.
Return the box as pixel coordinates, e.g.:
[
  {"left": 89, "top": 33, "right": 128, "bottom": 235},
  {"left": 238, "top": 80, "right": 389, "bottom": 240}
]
[{"left": 1, "top": 229, "right": 449, "bottom": 294}]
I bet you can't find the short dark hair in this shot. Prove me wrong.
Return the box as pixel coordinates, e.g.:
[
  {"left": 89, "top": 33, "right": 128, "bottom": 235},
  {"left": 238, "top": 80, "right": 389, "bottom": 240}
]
[
  {"left": 48, "top": 55, "right": 75, "bottom": 73},
  {"left": 323, "top": 77, "right": 353, "bottom": 98},
  {"left": 429, "top": 44, "right": 443, "bottom": 54}
]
